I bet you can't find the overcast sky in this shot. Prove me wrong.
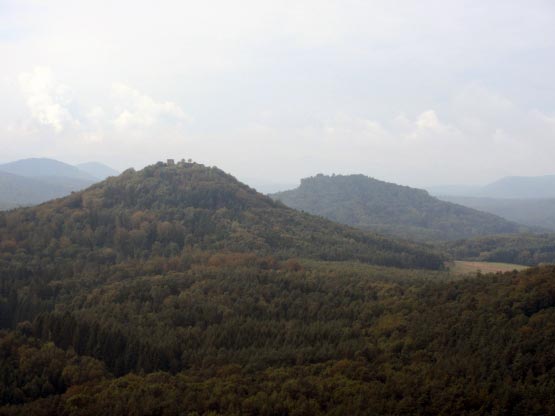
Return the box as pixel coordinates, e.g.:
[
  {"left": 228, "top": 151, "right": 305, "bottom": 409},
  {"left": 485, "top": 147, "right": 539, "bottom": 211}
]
[{"left": 1, "top": 0, "right": 555, "bottom": 191}]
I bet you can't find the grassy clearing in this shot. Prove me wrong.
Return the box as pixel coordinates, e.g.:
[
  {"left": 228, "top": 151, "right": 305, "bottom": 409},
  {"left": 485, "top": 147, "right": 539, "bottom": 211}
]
[{"left": 448, "top": 260, "right": 528, "bottom": 275}]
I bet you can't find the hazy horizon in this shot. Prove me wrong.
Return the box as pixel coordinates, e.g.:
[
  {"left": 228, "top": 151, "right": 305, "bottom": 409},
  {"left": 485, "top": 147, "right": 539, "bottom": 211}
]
[
  {"left": 2, "top": 0, "right": 555, "bottom": 189},
  {"left": 6, "top": 155, "right": 555, "bottom": 195}
]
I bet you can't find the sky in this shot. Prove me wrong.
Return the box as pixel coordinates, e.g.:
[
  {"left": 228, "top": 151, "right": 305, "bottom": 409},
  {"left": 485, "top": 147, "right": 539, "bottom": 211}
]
[{"left": 1, "top": 0, "right": 555, "bottom": 192}]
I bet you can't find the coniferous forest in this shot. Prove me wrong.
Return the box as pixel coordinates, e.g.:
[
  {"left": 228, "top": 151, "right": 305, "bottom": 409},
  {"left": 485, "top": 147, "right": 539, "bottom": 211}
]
[{"left": 0, "top": 162, "right": 554, "bottom": 415}]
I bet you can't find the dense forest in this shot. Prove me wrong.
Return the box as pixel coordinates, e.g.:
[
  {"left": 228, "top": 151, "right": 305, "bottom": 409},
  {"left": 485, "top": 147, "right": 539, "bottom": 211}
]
[
  {"left": 2, "top": 162, "right": 555, "bottom": 414},
  {"left": 2, "top": 262, "right": 555, "bottom": 415},
  {"left": 443, "top": 233, "right": 555, "bottom": 266},
  {"left": 271, "top": 174, "right": 528, "bottom": 242}
]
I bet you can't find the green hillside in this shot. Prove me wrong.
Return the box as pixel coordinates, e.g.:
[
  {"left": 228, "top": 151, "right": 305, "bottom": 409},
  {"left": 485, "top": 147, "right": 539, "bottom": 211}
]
[{"left": 271, "top": 174, "right": 526, "bottom": 242}]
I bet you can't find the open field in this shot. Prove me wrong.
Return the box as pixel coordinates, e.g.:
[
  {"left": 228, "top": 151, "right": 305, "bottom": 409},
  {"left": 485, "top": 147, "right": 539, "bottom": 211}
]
[{"left": 448, "top": 260, "right": 529, "bottom": 275}]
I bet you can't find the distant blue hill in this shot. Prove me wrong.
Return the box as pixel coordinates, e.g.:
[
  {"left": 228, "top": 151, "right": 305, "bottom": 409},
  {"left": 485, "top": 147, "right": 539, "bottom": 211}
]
[
  {"left": 428, "top": 175, "right": 555, "bottom": 231},
  {"left": 0, "top": 158, "right": 97, "bottom": 181},
  {"left": 481, "top": 175, "right": 555, "bottom": 199},
  {"left": 0, "top": 158, "right": 119, "bottom": 210},
  {"left": 428, "top": 175, "right": 555, "bottom": 199}
]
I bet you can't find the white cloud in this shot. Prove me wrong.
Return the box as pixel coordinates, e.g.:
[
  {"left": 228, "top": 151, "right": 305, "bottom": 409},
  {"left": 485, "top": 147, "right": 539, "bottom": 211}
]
[
  {"left": 15, "top": 70, "right": 190, "bottom": 143},
  {"left": 18, "top": 67, "right": 78, "bottom": 133},
  {"left": 415, "top": 110, "right": 440, "bottom": 130},
  {"left": 405, "top": 110, "right": 463, "bottom": 144},
  {"left": 112, "top": 83, "right": 190, "bottom": 130}
]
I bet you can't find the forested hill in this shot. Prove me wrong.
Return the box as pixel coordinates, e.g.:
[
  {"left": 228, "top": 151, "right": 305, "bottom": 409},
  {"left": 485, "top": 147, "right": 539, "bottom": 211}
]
[
  {"left": 271, "top": 174, "right": 526, "bottom": 241},
  {"left": 0, "top": 161, "right": 443, "bottom": 270}
]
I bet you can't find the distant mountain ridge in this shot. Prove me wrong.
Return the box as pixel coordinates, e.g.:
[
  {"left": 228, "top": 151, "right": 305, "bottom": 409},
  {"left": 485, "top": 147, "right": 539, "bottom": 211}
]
[
  {"left": 0, "top": 158, "right": 96, "bottom": 180},
  {"left": 481, "top": 175, "right": 555, "bottom": 199},
  {"left": 437, "top": 196, "right": 555, "bottom": 231},
  {"left": 428, "top": 174, "right": 555, "bottom": 230},
  {"left": 271, "top": 174, "right": 528, "bottom": 241},
  {"left": 0, "top": 158, "right": 119, "bottom": 210},
  {"left": 0, "top": 171, "right": 73, "bottom": 209},
  {"left": 429, "top": 174, "right": 555, "bottom": 199}
]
